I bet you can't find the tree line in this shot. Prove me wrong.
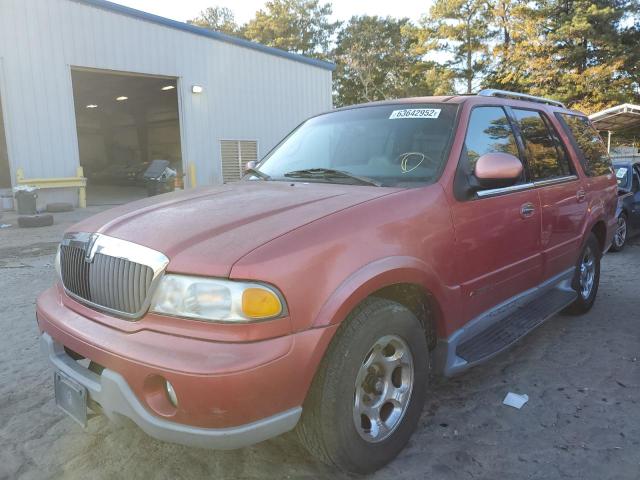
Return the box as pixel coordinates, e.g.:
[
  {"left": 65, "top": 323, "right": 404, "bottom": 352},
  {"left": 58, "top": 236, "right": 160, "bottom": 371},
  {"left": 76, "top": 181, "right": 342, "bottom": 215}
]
[{"left": 190, "top": 0, "right": 640, "bottom": 112}]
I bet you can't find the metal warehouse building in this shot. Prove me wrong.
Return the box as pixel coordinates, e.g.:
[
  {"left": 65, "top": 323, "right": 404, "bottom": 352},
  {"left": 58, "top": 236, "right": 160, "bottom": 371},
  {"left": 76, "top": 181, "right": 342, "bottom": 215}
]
[{"left": 0, "top": 0, "right": 333, "bottom": 207}]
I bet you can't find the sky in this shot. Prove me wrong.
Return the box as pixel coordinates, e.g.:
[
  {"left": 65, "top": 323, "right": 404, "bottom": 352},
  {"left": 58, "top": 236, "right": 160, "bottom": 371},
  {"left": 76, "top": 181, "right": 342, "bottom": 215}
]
[{"left": 113, "top": 0, "right": 431, "bottom": 24}]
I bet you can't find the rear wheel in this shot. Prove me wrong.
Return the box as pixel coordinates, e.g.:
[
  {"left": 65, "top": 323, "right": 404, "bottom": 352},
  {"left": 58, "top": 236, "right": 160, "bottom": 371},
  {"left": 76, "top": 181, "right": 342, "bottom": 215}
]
[
  {"left": 610, "top": 213, "right": 627, "bottom": 252},
  {"left": 296, "top": 297, "right": 429, "bottom": 474},
  {"left": 563, "top": 233, "right": 600, "bottom": 315}
]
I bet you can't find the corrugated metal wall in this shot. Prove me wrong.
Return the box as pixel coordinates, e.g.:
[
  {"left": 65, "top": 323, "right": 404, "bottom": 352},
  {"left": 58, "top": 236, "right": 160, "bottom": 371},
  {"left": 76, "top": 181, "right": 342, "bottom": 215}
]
[{"left": 0, "top": 0, "right": 332, "bottom": 197}]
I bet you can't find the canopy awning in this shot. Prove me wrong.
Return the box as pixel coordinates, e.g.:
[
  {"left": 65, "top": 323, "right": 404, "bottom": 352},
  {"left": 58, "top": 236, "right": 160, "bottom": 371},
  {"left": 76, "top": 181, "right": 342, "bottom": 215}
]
[{"left": 589, "top": 103, "right": 640, "bottom": 131}]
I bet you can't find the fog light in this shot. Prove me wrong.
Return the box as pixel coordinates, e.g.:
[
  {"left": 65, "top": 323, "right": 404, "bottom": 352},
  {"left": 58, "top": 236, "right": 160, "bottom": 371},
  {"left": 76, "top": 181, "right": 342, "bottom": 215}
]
[{"left": 165, "top": 380, "right": 178, "bottom": 407}]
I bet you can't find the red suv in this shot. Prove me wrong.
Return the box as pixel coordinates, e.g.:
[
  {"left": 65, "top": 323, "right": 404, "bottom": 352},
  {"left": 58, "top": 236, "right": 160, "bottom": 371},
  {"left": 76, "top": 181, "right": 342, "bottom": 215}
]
[{"left": 37, "top": 90, "right": 617, "bottom": 473}]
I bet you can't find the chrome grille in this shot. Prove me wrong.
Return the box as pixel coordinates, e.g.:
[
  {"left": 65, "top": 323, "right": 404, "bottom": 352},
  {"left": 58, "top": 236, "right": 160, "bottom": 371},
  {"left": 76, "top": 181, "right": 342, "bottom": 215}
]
[{"left": 58, "top": 233, "right": 169, "bottom": 319}]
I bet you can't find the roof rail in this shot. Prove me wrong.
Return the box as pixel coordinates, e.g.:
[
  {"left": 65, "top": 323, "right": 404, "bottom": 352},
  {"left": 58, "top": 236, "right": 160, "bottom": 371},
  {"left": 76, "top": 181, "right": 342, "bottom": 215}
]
[{"left": 477, "top": 89, "right": 566, "bottom": 108}]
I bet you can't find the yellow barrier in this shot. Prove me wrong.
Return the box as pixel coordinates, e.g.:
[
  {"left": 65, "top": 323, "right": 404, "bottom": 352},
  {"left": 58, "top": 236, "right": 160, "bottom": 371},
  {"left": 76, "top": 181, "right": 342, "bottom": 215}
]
[
  {"left": 188, "top": 162, "right": 197, "bottom": 188},
  {"left": 16, "top": 166, "right": 87, "bottom": 208}
]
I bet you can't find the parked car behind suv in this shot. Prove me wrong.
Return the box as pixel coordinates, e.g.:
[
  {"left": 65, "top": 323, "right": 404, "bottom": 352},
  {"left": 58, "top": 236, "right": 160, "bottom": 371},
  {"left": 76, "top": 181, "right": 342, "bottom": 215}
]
[
  {"left": 611, "top": 160, "right": 640, "bottom": 251},
  {"left": 37, "top": 90, "right": 617, "bottom": 474}
]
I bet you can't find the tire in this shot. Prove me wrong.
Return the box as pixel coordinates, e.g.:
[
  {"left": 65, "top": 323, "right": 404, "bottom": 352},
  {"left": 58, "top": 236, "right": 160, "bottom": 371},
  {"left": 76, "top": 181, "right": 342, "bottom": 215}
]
[
  {"left": 45, "top": 202, "right": 73, "bottom": 213},
  {"left": 296, "top": 297, "right": 429, "bottom": 474},
  {"left": 563, "top": 233, "right": 601, "bottom": 315},
  {"left": 17, "top": 214, "right": 54, "bottom": 228},
  {"left": 609, "top": 213, "right": 627, "bottom": 252}
]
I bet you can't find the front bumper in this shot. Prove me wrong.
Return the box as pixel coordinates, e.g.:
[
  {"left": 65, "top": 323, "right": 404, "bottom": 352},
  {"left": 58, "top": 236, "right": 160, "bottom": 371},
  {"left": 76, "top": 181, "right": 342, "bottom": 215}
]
[
  {"left": 37, "top": 286, "right": 338, "bottom": 448},
  {"left": 41, "top": 332, "right": 301, "bottom": 449}
]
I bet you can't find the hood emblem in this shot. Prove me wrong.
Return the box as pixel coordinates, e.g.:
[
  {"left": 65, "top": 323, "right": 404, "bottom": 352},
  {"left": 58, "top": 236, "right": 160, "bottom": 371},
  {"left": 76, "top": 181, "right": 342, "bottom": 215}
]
[{"left": 84, "top": 234, "right": 99, "bottom": 262}]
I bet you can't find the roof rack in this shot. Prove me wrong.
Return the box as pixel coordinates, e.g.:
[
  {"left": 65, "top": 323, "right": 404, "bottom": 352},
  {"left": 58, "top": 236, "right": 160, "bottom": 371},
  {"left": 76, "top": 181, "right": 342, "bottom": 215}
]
[{"left": 477, "top": 89, "right": 566, "bottom": 108}]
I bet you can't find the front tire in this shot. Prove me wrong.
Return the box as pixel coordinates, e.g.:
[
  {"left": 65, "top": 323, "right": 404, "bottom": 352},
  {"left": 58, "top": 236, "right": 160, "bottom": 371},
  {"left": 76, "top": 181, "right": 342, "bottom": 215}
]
[
  {"left": 610, "top": 213, "right": 627, "bottom": 252},
  {"left": 296, "top": 297, "right": 429, "bottom": 474},
  {"left": 563, "top": 233, "right": 601, "bottom": 315}
]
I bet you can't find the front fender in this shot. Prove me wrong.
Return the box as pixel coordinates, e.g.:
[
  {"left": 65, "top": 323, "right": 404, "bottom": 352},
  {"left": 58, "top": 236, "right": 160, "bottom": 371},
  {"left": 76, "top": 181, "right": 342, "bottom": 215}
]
[{"left": 311, "top": 256, "right": 460, "bottom": 338}]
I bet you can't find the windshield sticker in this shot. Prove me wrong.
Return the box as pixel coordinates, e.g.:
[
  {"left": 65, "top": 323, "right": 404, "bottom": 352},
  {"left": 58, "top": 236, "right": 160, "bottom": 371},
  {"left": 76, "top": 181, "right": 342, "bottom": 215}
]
[
  {"left": 389, "top": 108, "right": 441, "bottom": 120},
  {"left": 616, "top": 167, "right": 627, "bottom": 179}
]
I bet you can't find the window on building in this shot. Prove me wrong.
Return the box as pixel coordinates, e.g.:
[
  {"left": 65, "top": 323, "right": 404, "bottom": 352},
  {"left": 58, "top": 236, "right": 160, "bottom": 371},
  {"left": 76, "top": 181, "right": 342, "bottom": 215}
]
[
  {"left": 559, "top": 114, "right": 612, "bottom": 177},
  {"left": 512, "top": 109, "right": 571, "bottom": 181},
  {"left": 220, "top": 140, "right": 258, "bottom": 183}
]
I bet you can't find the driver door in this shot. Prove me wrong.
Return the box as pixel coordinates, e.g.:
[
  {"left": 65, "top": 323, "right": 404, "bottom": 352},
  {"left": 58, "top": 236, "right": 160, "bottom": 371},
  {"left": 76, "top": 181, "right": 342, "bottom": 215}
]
[{"left": 449, "top": 106, "right": 543, "bottom": 327}]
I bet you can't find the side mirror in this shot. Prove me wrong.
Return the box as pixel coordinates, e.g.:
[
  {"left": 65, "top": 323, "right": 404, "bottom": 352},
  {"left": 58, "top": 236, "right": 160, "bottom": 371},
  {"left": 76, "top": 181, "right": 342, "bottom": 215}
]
[
  {"left": 474, "top": 152, "right": 523, "bottom": 190},
  {"left": 244, "top": 160, "right": 257, "bottom": 172}
]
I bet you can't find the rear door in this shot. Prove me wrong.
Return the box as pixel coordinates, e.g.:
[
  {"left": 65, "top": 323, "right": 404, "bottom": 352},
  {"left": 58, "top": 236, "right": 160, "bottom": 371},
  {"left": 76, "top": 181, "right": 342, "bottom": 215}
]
[
  {"left": 509, "top": 108, "right": 585, "bottom": 279},
  {"left": 557, "top": 113, "right": 617, "bottom": 246},
  {"left": 450, "top": 106, "right": 542, "bottom": 323}
]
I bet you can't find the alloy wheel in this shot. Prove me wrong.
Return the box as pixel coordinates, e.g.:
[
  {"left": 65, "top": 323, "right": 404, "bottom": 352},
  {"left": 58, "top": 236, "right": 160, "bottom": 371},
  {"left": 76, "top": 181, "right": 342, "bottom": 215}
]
[
  {"left": 579, "top": 246, "right": 596, "bottom": 300},
  {"left": 353, "top": 335, "right": 414, "bottom": 443},
  {"left": 614, "top": 216, "right": 627, "bottom": 249}
]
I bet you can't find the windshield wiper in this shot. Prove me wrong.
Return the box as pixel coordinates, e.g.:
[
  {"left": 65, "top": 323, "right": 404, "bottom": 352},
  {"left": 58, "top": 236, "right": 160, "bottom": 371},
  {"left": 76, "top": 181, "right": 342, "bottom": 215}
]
[
  {"left": 244, "top": 168, "right": 271, "bottom": 181},
  {"left": 283, "top": 168, "right": 382, "bottom": 187}
]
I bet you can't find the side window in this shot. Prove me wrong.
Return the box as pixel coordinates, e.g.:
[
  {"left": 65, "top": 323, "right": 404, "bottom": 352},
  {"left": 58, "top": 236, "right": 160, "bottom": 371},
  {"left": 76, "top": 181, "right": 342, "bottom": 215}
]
[
  {"left": 463, "top": 107, "right": 520, "bottom": 170},
  {"left": 512, "top": 109, "right": 571, "bottom": 181},
  {"left": 633, "top": 167, "right": 640, "bottom": 192},
  {"left": 559, "top": 114, "right": 612, "bottom": 177}
]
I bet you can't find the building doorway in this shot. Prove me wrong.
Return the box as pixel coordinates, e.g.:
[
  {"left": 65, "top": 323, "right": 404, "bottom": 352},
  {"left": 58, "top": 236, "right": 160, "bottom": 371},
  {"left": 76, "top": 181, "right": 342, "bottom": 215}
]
[{"left": 71, "top": 68, "right": 182, "bottom": 205}]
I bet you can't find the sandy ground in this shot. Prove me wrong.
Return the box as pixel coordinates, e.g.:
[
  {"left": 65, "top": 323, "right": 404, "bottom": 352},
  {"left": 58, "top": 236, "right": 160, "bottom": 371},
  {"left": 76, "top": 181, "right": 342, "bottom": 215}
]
[{"left": 1, "top": 207, "right": 639, "bottom": 480}]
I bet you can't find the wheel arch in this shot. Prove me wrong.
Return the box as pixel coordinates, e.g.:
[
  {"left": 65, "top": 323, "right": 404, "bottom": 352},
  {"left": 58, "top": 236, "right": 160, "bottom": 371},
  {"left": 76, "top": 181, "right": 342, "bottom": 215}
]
[
  {"left": 311, "top": 256, "right": 457, "bottom": 343},
  {"left": 590, "top": 219, "right": 607, "bottom": 254},
  {"left": 371, "top": 283, "right": 440, "bottom": 351}
]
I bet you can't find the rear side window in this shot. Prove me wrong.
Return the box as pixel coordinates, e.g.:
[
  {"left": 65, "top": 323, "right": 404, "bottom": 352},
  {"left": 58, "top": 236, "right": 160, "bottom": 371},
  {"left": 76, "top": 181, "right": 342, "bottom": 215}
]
[
  {"left": 559, "top": 114, "right": 612, "bottom": 177},
  {"left": 463, "top": 107, "right": 519, "bottom": 169},
  {"left": 614, "top": 165, "right": 630, "bottom": 188},
  {"left": 512, "top": 109, "right": 571, "bottom": 181}
]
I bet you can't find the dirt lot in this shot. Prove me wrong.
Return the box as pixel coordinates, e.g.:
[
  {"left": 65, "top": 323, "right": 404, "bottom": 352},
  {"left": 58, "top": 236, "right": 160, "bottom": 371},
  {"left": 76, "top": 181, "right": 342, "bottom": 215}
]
[{"left": 1, "top": 207, "right": 639, "bottom": 480}]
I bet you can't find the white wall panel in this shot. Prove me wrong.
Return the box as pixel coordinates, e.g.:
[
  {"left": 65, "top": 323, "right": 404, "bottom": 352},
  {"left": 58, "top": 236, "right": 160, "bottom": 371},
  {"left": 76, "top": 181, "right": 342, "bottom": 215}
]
[{"left": 0, "top": 0, "right": 332, "bottom": 194}]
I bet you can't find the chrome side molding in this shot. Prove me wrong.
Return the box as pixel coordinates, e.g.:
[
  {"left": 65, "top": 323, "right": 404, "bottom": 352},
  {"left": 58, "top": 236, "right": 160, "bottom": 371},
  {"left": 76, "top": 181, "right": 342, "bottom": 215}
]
[{"left": 476, "top": 175, "right": 578, "bottom": 198}]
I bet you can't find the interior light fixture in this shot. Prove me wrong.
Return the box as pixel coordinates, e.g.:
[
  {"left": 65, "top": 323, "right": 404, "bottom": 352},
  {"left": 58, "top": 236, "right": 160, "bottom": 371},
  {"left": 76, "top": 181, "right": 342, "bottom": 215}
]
[
  {"left": 86, "top": 104, "right": 98, "bottom": 109},
  {"left": 192, "top": 85, "right": 203, "bottom": 94},
  {"left": 161, "top": 85, "right": 175, "bottom": 91},
  {"left": 116, "top": 96, "right": 128, "bottom": 101}
]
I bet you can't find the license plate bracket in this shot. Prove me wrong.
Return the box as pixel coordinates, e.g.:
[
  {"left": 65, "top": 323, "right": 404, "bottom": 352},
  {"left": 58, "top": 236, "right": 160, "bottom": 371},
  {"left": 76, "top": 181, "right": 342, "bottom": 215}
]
[{"left": 54, "top": 371, "right": 88, "bottom": 428}]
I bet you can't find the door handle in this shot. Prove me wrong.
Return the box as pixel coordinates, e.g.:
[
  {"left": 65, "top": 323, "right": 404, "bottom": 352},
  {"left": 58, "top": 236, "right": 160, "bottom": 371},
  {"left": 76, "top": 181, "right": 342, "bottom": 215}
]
[
  {"left": 520, "top": 202, "right": 535, "bottom": 218},
  {"left": 576, "top": 189, "right": 586, "bottom": 202}
]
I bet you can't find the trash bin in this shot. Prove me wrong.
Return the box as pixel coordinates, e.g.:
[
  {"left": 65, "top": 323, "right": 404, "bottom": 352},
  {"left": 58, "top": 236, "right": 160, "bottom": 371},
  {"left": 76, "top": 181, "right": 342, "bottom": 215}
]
[
  {"left": 14, "top": 186, "right": 38, "bottom": 215},
  {"left": 143, "top": 160, "right": 177, "bottom": 197},
  {"left": 1, "top": 194, "right": 13, "bottom": 211}
]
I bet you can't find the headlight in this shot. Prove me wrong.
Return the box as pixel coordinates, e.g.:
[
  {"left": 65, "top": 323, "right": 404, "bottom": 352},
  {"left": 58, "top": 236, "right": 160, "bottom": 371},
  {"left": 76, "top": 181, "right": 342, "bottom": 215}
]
[{"left": 150, "top": 275, "right": 285, "bottom": 323}]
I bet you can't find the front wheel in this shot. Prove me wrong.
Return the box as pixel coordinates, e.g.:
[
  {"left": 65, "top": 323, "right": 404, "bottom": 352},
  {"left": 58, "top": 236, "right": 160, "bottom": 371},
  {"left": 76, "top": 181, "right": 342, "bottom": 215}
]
[
  {"left": 296, "top": 297, "right": 429, "bottom": 474},
  {"left": 610, "top": 213, "right": 627, "bottom": 252},
  {"left": 563, "top": 233, "right": 601, "bottom": 315}
]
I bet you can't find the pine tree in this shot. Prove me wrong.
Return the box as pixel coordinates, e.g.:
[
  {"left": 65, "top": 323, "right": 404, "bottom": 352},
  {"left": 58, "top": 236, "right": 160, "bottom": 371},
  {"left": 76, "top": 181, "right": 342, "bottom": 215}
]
[{"left": 422, "top": 0, "right": 493, "bottom": 93}]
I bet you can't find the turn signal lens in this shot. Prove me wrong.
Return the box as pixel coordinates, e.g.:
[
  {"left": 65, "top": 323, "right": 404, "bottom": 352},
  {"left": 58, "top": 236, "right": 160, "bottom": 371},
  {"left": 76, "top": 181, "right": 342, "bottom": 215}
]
[{"left": 242, "top": 288, "right": 282, "bottom": 319}]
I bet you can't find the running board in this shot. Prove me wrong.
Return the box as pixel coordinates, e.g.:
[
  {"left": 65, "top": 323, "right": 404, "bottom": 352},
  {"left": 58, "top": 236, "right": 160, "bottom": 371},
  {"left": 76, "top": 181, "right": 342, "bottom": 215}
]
[
  {"left": 432, "top": 268, "right": 578, "bottom": 376},
  {"left": 456, "top": 287, "right": 577, "bottom": 363}
]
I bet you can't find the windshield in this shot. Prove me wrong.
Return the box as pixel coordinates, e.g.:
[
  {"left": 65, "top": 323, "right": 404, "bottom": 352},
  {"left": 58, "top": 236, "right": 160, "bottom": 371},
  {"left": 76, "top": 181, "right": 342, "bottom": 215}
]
[
  {"left": 254, "top": 104, "right": 458, "bottom": 187},
  {"left": 615, "top": 165, "right": 630, "bottom": 188}
]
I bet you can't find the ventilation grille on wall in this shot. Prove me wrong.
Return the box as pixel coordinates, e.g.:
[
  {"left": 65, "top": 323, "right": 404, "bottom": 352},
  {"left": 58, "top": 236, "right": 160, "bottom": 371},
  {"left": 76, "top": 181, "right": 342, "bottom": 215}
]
[{"left": 220, "top": 140, "right": 258, "bottom": 183}]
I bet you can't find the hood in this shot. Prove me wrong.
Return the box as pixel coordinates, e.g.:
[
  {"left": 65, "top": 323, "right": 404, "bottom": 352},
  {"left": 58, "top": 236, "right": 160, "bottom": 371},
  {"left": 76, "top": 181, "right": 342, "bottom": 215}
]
[{"left": 70, "top": 181, "right": 397, "bottom": 277}]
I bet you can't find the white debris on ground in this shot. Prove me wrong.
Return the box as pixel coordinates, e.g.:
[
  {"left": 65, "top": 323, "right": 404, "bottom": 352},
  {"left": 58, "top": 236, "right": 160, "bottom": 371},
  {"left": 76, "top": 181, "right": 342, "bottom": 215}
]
[{"left": 503, "top": 392, "right": 529, "bottom": 409}]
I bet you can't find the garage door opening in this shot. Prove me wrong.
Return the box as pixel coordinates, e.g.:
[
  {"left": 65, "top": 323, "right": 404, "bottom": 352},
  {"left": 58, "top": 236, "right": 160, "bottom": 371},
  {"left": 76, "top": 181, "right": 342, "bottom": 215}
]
[
  {"left": 71, "top": 68, "right": 182, "bottom": 205},
  {"left": 0, "top": 93, "right": 10, "bottom": 190}
]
